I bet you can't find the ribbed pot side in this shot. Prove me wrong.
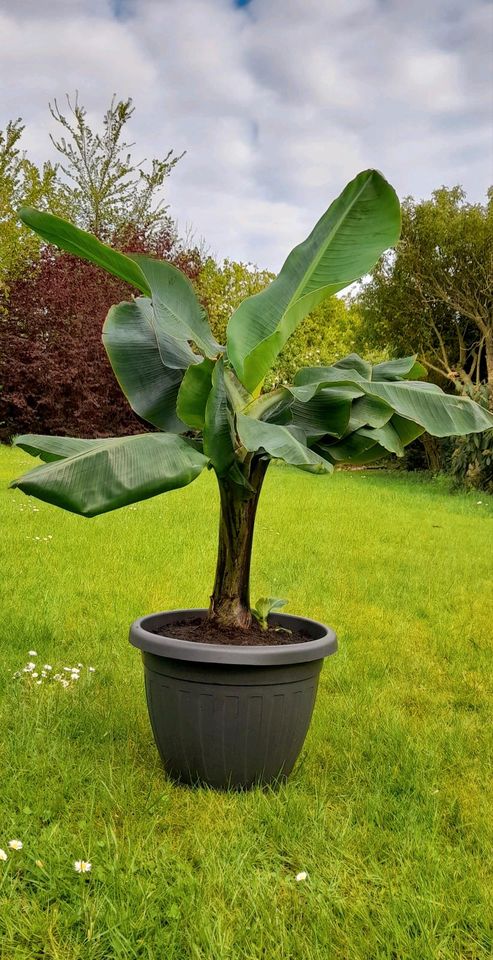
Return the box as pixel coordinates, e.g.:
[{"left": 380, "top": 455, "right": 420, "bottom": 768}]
[{"left": 130, "top": 609, "right": 337, "bottom": 790}]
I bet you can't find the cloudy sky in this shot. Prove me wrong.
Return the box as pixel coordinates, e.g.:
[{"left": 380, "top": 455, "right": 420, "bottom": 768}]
[{"left": 0, "top": 0, "right": 491, "bottom": 269}]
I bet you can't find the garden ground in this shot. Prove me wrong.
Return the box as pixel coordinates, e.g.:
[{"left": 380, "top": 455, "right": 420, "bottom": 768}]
[{"left": 0, "top": 445, "right": 492, "bottom": 960}]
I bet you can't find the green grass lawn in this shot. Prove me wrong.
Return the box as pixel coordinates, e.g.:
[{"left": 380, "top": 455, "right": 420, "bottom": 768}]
[{"left": 1, "top": 444, "right": 492, "bottom": 960}]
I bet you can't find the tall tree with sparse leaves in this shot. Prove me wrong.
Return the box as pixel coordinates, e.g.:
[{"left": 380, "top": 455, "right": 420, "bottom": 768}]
[{"left": 49, "top": 93, "right": 183, "bottom": 238}]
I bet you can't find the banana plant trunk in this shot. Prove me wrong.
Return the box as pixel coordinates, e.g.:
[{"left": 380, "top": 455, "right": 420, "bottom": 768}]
[{"left": 209, "top": 459, "right": 269, "bottom": 630}]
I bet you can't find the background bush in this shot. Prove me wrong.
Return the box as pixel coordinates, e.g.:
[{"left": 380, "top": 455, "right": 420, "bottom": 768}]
[
  {"left": 449, "top": 387, "right": 493, "bottom": 493},
  {"left": 0, "top": 226, "right": 203, "bottom": 441}
]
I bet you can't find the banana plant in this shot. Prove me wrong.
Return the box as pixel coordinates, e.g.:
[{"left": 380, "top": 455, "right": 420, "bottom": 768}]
[{"left": 11, "top": 170, "right": 493, "bottom": 630}]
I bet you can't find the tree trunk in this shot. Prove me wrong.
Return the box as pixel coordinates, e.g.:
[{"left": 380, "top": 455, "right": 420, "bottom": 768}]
[
  {"left": 209, "top": 459, "right": 269, "bottom": 630},
  {"left": 421, "top": 433, "right": 443, "bottom": 473}
]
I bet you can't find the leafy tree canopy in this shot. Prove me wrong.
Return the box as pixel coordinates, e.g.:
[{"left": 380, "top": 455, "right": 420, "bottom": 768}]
[
  {"left": 355, "top": 186, "right": 493, "bottom": 402},
  {"left": 0, "top": 120, "right": 60, "bottom": 294}
]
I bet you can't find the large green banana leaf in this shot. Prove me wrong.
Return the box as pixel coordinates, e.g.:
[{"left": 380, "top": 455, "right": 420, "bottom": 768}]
[
  {"left": 242, "top": 388, "right": 294, "bottom": 425},
  {"left": 390, "top": 415, "right": 426, "bottom": 446},
  {"left": 331, "top": 353, "right": 373, "bottom": 379},
  {"left": 236, "top": 414, "right": 332, "bottom": 474},
  {"left": 315, "top": 434, "right": 388, "bottom": 466},
  {"left": 288, "top": 393, "right": 352, "bottom": 443},
  {"left": 292, "top": 360, "right": 493, "bottom": 438},
  {"left": 223, "top": 365, "right": 253, "bottom": 412},
  {"left": 357, "top": 382, "right": 493, "bottom": 436},
  {"left": 314, "top": 432, "right": 384, "bottom": 464},
  {"left": 176, "top": 358, "right": 215, "bottom": 429},
  {"left": 294, "top": 354, "right": 432, "bottom": 390},
  {"left": 371, "top": 356, "right": 428, "bottom": 381},
  {"left": 345, "top": 395, "right": 394, "bottom": 431},
  {"left": 103, "top": 297, "right": 199, "bottom": 433},
  {"left": 315, "top": 412, "right": 424, "bottom": 464},
  {"left": 19, "top": 208, "right": 150, "bottom": 292},
  {"left": 357, "top": 422, "right": 405, "bottom": 456},
  {"left": 329, "top": 353, "right": 428, "bottom": 382},
  {"left": 203, "top": 359, "right": 237, "bottom": 476},
  {"left": 14, "top": 435, "right": 103, "bottom": 462},
  {"left": 129, "top": 255, "right": 222, "bottom": 359},
  {"left": 293, "top": 368, "right": 368, "bottom": 391},
  {"left": 226, "top": 170, "right": 400, "bottom": 392},
  {"left": 10, "top": 434, "right": 208, "bottom": 517}
]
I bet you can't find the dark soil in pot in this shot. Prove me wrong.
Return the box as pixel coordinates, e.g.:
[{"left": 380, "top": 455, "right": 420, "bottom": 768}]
[{"left": 153, "top": 617, "right": 313, "bottom": 646}]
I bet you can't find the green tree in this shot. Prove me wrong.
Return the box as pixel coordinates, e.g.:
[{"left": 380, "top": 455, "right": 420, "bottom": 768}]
[
  {"left": 49, "top": 93, "right": 183, "bottom": 238},
  {"left": 0, "top": 119, "right": 59, "bottom": 295},
  {"left": 356, "top": 187, "right": 493, "bottom": 404}
]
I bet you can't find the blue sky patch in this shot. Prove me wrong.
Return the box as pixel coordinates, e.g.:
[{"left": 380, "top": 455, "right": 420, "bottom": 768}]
[{"left": 111, "top": 0, "right": 129, "bottom": 19}]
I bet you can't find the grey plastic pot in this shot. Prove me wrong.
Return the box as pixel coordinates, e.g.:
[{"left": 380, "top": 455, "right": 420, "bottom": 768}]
[{"left": 129, "top": 608, "right": 337, "bottom": 790}]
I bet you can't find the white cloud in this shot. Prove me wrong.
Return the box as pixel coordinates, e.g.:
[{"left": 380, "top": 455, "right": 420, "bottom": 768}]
[
  {"left": 394, "top": 48, "right": 464, "bottom": 113},
  {"left": 0, "top": 0, "right": 491, "bottom": 269}
]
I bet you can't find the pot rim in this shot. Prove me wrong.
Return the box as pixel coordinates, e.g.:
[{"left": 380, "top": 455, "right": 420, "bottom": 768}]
[{"left": 129, "top": 608, "right": 337, "bottom": 666}]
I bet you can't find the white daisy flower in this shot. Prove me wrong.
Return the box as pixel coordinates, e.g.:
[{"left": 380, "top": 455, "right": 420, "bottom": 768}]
[
  {"left": 61, "top": 679, "right": 70, "bottom": 688},
  {"left": 70, "top": 673, "right": 79, "bottom": 681},
  {"left": 88, "top": 667, "right": 96, "bottom": 673},
  {"left": 8, "top": 840, "right": 23, "bottom": 851},
  {"left": 74, "top": 860, "right": 91, "bottom": 873},
  {"left": 0, "top": 849, "right": 7, "bottom": 861},
  {"left": 43, "top": 665, "right": 52, "bottom": 671},
  {"left": 32, "top": 672, "right": 38, "bottom": 678},
  {"left": 36, "top": 680, "right": 43, "bottom": 685},
  {"left": 295, "top": 871, "right": 308, "bottom": 882},
  {"left": 28, "top": 650, "right": 37, "bottom": 657}
]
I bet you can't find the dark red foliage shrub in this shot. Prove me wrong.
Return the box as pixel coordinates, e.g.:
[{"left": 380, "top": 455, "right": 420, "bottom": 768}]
[{"left": 0, "top": 227, "right": 204, "bottom": 441}]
